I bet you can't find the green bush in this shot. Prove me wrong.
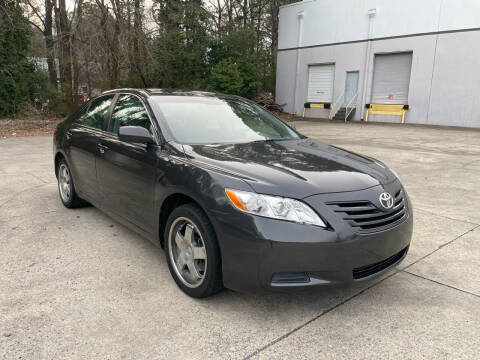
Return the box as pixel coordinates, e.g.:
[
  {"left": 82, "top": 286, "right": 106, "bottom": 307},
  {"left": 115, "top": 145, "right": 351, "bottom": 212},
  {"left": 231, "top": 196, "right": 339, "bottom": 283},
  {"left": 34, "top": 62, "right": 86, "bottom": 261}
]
[
  {"left": 209, "top": 60, "right": 243, "bottom": 95},
  {"left": 0, "top": 1, "right": 50, "bottom": 117},
  {"left": 207, "top": 30, "right": 261, "bottom": 98},
  {"left": 209, "top": 59, "right": 261, "bottom": 99}
]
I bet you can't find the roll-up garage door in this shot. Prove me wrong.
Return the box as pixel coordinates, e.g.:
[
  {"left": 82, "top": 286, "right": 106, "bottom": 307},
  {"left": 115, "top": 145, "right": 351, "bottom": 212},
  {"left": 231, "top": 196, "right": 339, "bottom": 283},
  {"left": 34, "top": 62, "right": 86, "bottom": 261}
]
[
  {"left": 371, "top": 53, "right": 412, "bottom": 104},
  {"left": 307, "top": 64, "right": 335, "bottom": 103}
]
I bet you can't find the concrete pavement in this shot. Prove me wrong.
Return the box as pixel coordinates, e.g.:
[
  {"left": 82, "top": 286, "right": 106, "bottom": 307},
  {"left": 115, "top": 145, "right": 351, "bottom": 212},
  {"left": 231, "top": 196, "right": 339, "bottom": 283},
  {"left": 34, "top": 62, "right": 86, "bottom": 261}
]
[{"left": 1, "top": 121, "right": 479, "bottom": 359}]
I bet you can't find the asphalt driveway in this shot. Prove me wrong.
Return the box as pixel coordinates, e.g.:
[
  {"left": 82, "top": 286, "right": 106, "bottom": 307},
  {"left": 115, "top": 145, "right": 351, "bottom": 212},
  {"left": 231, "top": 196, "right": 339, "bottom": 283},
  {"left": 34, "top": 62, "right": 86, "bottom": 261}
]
[{"left": 1, "top": 121, "right": 479, "bottom": 359}]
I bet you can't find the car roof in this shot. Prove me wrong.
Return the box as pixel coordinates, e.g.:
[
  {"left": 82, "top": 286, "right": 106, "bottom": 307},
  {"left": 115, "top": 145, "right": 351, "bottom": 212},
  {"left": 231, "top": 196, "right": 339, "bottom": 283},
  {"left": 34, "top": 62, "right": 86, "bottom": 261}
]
[{"left": 101, "top": 88, "right": 238, "bottom": 99}]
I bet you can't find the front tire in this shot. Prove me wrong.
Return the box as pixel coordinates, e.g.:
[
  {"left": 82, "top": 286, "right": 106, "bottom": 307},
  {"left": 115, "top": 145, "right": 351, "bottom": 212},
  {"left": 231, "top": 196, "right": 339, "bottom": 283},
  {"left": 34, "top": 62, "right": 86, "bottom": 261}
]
[
  {"left": 164, "top": 203, "right": 222, "bottom": 298},
  {"left": 57, "top": 159, "right": 84, "bottom": 208}
]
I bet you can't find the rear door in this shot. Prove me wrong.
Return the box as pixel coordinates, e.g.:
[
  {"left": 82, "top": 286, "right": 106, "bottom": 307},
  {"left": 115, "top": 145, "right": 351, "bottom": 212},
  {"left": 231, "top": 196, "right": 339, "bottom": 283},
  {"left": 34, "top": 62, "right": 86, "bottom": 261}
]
[
  {"left": 95, "top": 94, "right": 158, "bottom": 233},
  {"left": 66, "top": 94, "right": 115, "bottom": 200}
]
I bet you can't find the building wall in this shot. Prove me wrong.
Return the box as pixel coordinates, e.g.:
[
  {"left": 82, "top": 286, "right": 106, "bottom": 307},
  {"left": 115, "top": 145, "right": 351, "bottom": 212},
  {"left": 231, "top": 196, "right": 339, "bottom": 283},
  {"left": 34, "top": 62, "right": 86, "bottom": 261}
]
[
  {"left": 428, "top": 31, "right": 480, "bottom": 127},
  {"left": 278, "top": 0, "right": 480, "bottom": 49},
  {"left": 277, "top": 0, "right": 480, "bottom": 127}
]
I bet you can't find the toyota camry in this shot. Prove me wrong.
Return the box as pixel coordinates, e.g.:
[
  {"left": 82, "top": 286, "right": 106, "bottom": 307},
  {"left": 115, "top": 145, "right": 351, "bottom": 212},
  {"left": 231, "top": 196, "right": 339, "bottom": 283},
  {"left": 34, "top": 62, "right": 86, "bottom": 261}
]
[{"left": 53, "top": 89, "right": 413, "bottom": 298}]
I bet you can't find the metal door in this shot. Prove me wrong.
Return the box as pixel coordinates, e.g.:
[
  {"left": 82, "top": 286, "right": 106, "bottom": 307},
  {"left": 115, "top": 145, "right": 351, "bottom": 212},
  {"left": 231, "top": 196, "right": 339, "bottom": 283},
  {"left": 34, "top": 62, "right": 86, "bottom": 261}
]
[
  {"left": 371, "top": 53, "right": 412, "bottom": 104},
  {"left": 307, "top": 64, "right": 335, "bottom": 103},
  {"left": 344, "top": 71, "right": 359, "bottom": 104}
]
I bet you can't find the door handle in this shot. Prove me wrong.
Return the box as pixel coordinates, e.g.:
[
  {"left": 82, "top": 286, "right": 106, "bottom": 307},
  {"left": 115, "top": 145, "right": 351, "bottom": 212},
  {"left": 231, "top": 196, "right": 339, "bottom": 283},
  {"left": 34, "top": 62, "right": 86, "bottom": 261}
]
[
  {"left": 66, "top": 131, "right": 72, "bottom": 140},
  {"left": 97, "top": 143, "right": 109, "bottom": 154}
]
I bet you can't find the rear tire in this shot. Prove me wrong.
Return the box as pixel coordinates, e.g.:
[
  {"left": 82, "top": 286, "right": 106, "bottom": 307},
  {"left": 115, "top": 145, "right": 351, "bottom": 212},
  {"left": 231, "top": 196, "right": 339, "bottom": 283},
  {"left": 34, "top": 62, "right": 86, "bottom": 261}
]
[
  {"left": 57, "top": 159, "right": 84, "bottom": 208},
  {"left": 164, "top": 203, "right": 222, "bottom": 298}
]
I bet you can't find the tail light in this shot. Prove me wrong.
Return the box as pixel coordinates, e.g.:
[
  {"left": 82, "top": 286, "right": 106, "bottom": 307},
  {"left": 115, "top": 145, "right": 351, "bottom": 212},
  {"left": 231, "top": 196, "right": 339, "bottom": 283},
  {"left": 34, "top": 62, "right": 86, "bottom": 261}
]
[{"left": 53, "top": 127, "right": 57, "bottom": 136}]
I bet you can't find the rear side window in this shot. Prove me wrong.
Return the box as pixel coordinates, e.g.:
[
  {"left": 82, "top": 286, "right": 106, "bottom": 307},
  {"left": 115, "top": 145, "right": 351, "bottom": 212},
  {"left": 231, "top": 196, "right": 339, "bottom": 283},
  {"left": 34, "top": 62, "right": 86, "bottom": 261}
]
[
  {"left": 67, "top": 102, "right": 89, "bottom": 123},
  {"left": 78, "top": 95, "right": 114, "bottom": 129},
  {"left": 108, "top": 94, "right": 151, "bottom": 134}
]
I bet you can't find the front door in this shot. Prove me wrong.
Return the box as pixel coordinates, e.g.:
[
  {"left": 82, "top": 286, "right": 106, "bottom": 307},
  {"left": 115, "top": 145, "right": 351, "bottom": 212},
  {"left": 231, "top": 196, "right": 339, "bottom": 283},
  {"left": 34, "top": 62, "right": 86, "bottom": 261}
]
[
  {"left": 344, "top": 71, "right": 359, "bottom": 105},
  {"left": 96, "top": 94, "right": 158, "bottom": 233}
]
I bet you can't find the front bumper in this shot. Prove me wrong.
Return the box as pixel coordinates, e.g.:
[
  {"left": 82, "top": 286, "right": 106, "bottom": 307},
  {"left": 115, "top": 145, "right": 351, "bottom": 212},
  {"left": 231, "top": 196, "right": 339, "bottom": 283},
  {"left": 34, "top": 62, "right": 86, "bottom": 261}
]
[
  {"left": 261, "top": 216, "right": 412, "bottom": 289},
  {"left": 210, "top": 182, "right": 413, "bottom": 293}
]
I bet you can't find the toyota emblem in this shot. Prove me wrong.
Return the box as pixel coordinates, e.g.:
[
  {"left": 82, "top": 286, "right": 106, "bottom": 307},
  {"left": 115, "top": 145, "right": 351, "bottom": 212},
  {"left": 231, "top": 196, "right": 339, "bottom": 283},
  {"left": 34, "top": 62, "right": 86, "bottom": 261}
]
[{"left": 379, "top": 192, "right": 394, "bottom": 209}]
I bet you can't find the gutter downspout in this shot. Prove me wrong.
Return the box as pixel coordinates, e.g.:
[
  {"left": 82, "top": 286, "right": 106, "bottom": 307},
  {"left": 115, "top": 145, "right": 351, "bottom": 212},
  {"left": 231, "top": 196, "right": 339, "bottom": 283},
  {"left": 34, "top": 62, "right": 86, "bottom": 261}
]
[
  {"left": 293, "top": 10, "right": 305, "bottom": 115},
  {"left": 361, "top": 8, "right": 376, "bottom": 120}
]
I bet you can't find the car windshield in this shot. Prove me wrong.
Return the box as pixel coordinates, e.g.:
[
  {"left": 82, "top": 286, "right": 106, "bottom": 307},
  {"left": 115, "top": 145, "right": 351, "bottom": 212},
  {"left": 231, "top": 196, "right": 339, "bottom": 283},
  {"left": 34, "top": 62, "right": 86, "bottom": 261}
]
[{"left": 151, "top": 95, "right": 301, "bottom": 144}]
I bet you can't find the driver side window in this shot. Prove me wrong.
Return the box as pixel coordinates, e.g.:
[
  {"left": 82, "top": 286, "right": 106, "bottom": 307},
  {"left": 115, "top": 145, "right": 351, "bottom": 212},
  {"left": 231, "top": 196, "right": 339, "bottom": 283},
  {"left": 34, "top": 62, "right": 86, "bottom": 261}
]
[{"left": 108, "top": 94, "right": 151, "bottom": 134}]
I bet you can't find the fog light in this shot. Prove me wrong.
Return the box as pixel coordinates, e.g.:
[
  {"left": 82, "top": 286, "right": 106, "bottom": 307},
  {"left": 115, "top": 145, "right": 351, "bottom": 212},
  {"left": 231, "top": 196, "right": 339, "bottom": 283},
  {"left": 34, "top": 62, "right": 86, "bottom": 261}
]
[{"left": 271, "top": 272, "right": 310, "bottom": 284}]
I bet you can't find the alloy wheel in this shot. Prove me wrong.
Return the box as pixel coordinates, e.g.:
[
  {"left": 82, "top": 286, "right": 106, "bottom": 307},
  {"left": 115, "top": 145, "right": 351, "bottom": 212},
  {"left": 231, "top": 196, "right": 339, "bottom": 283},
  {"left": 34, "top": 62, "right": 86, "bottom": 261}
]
[
  {"left": 58, "top": 163, "right": 71, "bottom": 203},
  {"left": 168, "top": 217, "right": 208, "bottom": 288}
]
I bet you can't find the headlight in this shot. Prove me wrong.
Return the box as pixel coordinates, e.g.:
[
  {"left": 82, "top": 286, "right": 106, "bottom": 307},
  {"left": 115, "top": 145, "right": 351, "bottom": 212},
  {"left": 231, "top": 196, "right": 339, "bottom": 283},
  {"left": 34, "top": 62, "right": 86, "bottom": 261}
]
[{"left": 225, "top": 189, "right": 326, "bottom": 227}]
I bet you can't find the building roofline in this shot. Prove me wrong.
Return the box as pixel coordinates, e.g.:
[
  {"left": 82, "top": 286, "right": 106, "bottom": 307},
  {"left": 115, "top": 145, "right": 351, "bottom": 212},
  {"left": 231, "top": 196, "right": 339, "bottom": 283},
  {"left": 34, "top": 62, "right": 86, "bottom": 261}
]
[{"left": 279, "top": 0, "right": 315, "bottom": 10}]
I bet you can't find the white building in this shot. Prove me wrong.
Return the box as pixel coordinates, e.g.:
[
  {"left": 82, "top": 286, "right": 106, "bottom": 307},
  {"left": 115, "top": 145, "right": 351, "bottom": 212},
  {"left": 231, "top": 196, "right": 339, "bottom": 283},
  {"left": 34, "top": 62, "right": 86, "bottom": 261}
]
[{"left": 276, "top": 0, "right": 480, "bottom": 127}]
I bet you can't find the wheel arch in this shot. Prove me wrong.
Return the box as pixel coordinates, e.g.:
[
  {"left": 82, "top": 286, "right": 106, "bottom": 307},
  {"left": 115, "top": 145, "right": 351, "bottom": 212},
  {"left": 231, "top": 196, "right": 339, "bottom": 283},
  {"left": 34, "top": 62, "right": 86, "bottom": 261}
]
[
  {"left": 54, "top": 151, "right": 67, "bottom": 178},
  {"left": 158, "top": 192, "right": 210, "bottom": 249}
]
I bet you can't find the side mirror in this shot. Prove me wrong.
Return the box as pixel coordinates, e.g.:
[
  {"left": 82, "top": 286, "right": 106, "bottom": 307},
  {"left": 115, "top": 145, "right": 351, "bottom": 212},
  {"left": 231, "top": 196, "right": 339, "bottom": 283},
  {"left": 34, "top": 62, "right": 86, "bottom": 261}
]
[{"left": 118, "top": 126, "right": 154, "bottom": 144}]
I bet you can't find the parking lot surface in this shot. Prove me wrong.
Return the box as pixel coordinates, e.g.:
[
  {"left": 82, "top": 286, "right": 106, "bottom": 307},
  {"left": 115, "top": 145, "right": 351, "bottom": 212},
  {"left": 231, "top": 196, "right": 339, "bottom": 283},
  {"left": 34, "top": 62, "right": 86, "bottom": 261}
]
[{"left": 1, "top": 121, "right": 479, "bottom": 359}]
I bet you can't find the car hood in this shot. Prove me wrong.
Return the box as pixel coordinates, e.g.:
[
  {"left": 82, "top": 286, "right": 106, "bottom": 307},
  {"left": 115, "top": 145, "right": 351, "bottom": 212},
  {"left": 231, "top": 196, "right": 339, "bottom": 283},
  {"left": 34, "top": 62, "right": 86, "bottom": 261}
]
[{"left": 181, "top": 138, "right": 396, "bottom": 199}]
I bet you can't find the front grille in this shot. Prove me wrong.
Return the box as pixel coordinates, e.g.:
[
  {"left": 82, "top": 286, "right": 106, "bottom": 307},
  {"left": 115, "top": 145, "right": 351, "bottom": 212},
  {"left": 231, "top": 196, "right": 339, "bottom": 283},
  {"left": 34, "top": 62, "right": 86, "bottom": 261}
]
[
  {"left": 327, "top": 189, "right": 407, "bottom": 232},
  {"left": 352, "top": 246, "right": 409, "bottom": 279}
]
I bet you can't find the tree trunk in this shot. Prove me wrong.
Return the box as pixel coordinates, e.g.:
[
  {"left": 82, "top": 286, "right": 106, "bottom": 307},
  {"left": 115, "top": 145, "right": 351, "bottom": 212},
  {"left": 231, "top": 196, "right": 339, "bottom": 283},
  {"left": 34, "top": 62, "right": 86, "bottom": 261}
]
[
  {"left": 44, "top": 0, "right": 57, "bottom": 87},
  {"left": 226, "top": 0, "right": 233, "bottom": 33},
  {"left": 133, "top": 0, "right": 146, "bottom": 86},
  {"left": 54, "top": 0, "right": 74, "bottom": 103},
  {"left": 242, "top": 0, "right": 247, "bottom": 28}
]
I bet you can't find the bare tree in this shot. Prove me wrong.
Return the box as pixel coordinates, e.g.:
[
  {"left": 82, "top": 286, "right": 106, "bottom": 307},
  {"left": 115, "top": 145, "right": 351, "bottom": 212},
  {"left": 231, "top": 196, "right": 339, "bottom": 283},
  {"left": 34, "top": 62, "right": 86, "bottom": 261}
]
[
  {"left": 23, "top": 0, "right": 57, "bottom": 86},
  {"left": 18, "top": 0, "right": 298, "bottom": 107},
  {"left": 50, "top": 0, "right": 84, "bottom": 104}
]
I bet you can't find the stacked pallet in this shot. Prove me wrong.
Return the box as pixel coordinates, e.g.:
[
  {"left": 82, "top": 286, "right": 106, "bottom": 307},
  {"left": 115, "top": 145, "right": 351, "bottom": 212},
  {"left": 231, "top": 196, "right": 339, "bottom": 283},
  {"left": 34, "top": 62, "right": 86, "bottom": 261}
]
[{"left": 253, "top": 92, "right": 284, "bottom": 112}]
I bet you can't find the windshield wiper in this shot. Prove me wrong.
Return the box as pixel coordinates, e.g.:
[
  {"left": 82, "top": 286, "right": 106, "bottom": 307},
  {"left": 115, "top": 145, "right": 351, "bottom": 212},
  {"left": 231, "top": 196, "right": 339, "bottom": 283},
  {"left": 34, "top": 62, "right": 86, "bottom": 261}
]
[{"left": 249, "top": 138, "right": 287, "bottom": 143}]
